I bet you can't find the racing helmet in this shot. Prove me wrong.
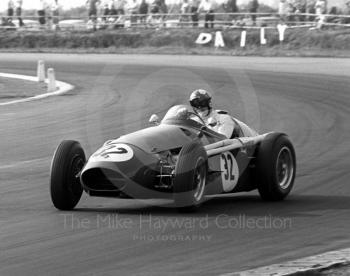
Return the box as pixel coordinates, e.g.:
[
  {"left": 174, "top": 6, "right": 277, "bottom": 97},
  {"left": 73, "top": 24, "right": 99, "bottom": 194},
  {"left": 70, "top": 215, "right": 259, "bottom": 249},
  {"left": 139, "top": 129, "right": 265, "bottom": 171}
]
[{"left": 189, "top": 89, "right": 212, "bottom": 111}]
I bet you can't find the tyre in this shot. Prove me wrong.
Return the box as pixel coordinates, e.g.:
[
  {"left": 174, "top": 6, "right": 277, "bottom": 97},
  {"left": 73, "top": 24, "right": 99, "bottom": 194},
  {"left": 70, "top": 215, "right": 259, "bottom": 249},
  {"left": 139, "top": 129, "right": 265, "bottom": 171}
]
[
  {"left": 50, "top": 140, "right": 86, "bottom": 210},
  {"left": 173, "top": 141, "right": 207, "bottom": 212},
  {"left": 256, "top": 133, "right": 296, "bottom": 201}
]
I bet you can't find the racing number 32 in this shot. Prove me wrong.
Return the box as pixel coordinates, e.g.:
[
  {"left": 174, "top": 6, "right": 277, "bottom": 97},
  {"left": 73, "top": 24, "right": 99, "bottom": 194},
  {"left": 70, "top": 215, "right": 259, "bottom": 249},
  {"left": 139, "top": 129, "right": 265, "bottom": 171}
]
[
  {"left": 220, "top": 152, "right": 239, "bottom": 192},
  {"left": 222, "top": 153, "right": 235, "bottom": 181}
]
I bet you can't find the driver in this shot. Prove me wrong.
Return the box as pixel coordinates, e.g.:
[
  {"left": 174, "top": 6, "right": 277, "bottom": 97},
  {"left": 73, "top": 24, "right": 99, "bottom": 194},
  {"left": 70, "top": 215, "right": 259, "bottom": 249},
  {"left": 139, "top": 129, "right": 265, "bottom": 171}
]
[{"left": 189, "top": 89, "right": 236, "bottom": 138}]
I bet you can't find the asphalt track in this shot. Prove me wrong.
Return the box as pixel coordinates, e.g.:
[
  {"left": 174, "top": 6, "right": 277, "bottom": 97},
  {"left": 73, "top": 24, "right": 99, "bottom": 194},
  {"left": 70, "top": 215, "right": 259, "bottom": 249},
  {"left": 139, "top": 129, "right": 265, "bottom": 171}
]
[{"left": 0, "top": 54, "right": 350, "bottom": 276}]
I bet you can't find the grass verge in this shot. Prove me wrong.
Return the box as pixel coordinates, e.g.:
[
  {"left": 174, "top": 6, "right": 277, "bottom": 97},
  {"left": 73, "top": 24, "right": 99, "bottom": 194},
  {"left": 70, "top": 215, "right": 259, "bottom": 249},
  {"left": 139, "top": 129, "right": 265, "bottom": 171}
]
[
  {"left": 0, "top": 28, "right": 350, "bottom": 57},
  {"left": 0, "top": 77, "right": 47, "bottom": 103}
]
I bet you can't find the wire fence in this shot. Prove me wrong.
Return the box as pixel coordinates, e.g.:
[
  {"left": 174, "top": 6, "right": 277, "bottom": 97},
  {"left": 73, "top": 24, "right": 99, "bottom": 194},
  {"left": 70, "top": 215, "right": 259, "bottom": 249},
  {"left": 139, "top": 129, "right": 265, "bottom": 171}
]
[{"left": 1, "top": 12, "right": 350, "bottom": 31}]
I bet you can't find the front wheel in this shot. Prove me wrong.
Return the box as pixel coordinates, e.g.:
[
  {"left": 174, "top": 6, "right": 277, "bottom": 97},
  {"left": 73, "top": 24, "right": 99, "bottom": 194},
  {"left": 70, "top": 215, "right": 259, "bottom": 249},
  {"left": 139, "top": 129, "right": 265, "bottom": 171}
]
[
  {"left": 256, "top": 133, "right": 296, "bottom": 201},
  {"left": 50, "top": 140, "right": 86, "bottom": 210},
  {"left": 173, "top": 141, "right": 208, "bottom": 212}
]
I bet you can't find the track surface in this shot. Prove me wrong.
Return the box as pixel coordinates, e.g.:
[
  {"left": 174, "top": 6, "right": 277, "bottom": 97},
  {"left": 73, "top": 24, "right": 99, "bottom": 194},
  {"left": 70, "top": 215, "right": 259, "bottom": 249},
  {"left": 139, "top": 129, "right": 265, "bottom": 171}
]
[{"left": 0, "top": 54, "right": 349, "bottom": 275}]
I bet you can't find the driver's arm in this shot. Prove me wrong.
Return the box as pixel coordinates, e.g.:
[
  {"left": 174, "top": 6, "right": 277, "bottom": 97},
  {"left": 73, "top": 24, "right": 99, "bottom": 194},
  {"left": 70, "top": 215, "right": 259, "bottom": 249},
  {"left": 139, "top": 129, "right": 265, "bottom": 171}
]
[{"left": 216, "top": 114, "right": 235, "bottom": 138}]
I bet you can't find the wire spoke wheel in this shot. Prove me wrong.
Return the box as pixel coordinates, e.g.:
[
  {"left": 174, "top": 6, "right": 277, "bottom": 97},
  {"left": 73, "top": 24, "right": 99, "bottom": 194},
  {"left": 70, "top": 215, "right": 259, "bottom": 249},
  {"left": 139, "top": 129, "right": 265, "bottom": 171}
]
[
  {"left": 256, "top": 133, "right": 296, "bottom": 201},
  {"left": 173, "top": 141, "right": 208, "bottom": 211},
  {"left": 70, "top": 156, "right": 85, "bottom": 197},
  {"left": 193, "top": 157, "right": 206, "bottom": 202},
  {"left": 276, "top": 146, "right": 294, "bottom": 190}
]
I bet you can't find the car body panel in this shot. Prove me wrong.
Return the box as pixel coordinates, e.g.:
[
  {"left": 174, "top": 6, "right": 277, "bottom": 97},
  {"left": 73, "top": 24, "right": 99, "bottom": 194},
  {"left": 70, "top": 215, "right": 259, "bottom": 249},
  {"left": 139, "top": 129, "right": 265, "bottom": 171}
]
[
  {"left": 80, "top": 105, "right": 260, "bottom": 199},
  {"left": 116, "top": 124, "right": 194, "bottom": 154}
]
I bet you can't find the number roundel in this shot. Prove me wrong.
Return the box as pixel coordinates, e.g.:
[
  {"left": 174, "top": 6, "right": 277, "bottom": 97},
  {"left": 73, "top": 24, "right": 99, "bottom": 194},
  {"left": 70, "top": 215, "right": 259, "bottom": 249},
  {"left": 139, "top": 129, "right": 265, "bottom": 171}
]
[
  {"left": 90, "top": 143, "right": 134, "bottom": 162},
  {"left": 220, "top": 152, "right": 239, "bottom": 192}
]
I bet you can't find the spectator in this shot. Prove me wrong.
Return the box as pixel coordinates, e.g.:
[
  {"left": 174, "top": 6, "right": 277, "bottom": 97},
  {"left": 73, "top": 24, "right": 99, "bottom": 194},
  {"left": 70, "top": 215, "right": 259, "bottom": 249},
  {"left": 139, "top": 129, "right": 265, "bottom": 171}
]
[
  {"left": 309, "top": 0, "right": 326, "bottom": 29},
  {"left": 159, "top": 0, "right": 168, "bottom": 14},
  {"left": 181, "top": 0, "right": 190, "bottom": 15},
  {"left": 198, "top": 0, "right": 214, "bottom": 28},
  {"left": 38, "top": 0, "right": 47, "bottom": 26},
  {"left": 139, "top": 0, "right": 148, "bottom": 24},
  {"left": 190, "top": 0, "right": 199, "bottom": 27},
  {"left": 248, "top": 0, "right": 259, "bottom": 26},
  {"left": 344, "top": 1, "right": 350, "bottom": 24},
  {"left": 327, "top": 6, "right": 339, "bottom": 23},
  {"left": 147, "top": 0, "right": 165, "bottom": 28},
  {"left": 51, "top": 0, "right": 60, "bottom": 30},
  {"left": 47, "top": 0, "right": 59, "bottom": 29},
  {"left": 86, "top": 0, "right": 100, "bottom": 30},
  {"left": 225, "top": 0, "right": 237, "bottom": 13},
  {"left": 47, "top": 0, "right": 53, "bottom": 29},
  {"left": 180, "top": 0, "right": 190, "bottom": 26},
  {"left": 286, "top": 0, "right": 295, "bottom": 24},
  {"left": 294, "top": 0, "right": 306, "bottom": 22},
  {"left": 106, "top": 1, "right": 118, "bottom": 27},
  {"left": 1, "top": 17, "right": 7, "bottom": 26},
  {"left": 7, "top": 0, "right": 15, "bottom": 24},
  {"left": 315, "top": 0, "right": 326, "bottom": 15},
  {"left": 2, "top": 16, "right": 15, "bottom": 27},
  {"left": 111, "top": 0, "right": 125, "bottom": 28},
  {"left": 306, "top": 0, "right": 316, "bottom": 21},
  {"left": 108, "top": 0, "right": 116, "bottom": 15},
  {"left": 223, "top": 0, "right": 238, "bottom": 24},
  {"left": 148, "top": 0, "right": 160, "bottom": 28},
  {"left": 102, "top": 3, "right": 109, "bottom": 22},
  {"left": 328, "top": 5, "right": 336, "bottom": 14},
  {"left": 15, "top": 0, "right": 24, "bottom": 26},
  {"left": 114, "top": 0, "right": 126, "bottom": 15},
  {"left": 278, "top": 0, "right": 288, "bottom": 22},
  {"left": 127, "top": 0, "right": 139, "bottom": 25},
  {"left": 150, "top": 0, "right": 160, "bottom": 14},
  {"left": 159, "top": 0, "right": 168, "bottom": 23}
]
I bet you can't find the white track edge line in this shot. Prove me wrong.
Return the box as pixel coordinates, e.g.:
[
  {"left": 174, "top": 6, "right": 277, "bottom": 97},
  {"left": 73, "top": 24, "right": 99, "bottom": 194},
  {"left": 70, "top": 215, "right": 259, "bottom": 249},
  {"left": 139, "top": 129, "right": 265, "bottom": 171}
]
[
  {"left": 221, "top": 248, "right": 350, "bottom": 276},
  {"left": 0, "top": 72, "right": 74, "bottom": 106}
]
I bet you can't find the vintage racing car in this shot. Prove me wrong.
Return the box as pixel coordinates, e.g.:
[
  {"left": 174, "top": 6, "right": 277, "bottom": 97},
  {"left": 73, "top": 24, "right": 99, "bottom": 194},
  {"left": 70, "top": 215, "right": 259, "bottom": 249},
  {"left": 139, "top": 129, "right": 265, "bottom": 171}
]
[{"left": 50, "top": 105, "right": 296, "bottom": 211}]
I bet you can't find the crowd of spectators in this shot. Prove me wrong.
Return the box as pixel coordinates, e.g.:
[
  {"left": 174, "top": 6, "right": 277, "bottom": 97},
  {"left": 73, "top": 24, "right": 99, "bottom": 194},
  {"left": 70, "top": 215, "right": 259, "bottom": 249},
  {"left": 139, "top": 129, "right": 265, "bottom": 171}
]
[
  {"left": 277, "top": 0, "right": 350, "bottom": 26},
  {"left": 37, "top": 0, "right": 60, "bottom": 29},
  {"left": 86, "top": 0, "right": 260, "bottom": 28},
  {"left": 85, "top": 0, "right": 350, "bottom": 29},
  {"left": 2, "top": 0, "right": 60, "bottom": 29},
  {"left": 3, "top": 0, "right": 24, "bottom": 27},
  {"left": 278, "top": 0, "right": 324, "bottom": 23},
  {"left": 86, "top": 0, "right": 170, "bottom": 29},
  {"left": 1, "top": 0, "right": 350, "bottom": 30}
]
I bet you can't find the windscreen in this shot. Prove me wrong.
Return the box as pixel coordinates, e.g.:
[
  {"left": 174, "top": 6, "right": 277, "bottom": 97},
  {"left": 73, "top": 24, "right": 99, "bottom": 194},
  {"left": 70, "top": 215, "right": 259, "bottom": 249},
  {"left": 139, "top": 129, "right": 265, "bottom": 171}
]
[{"left": 161, "top": 105, "right": 192, "bottom": 122}]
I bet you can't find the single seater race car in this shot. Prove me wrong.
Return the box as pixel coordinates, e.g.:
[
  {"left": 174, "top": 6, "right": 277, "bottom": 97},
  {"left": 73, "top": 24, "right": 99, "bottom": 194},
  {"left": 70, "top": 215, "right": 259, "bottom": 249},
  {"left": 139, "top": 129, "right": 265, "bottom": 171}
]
[{"left": 50, "top": 105, "right": 296, "bottom": 211}]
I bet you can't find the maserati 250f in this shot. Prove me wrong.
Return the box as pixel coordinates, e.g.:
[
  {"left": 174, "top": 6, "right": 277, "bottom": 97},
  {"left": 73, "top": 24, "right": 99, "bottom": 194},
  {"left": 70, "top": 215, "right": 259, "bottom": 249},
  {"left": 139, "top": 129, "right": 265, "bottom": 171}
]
[{"left": 50, "top": 105, "right": 296, "bottom": 211}]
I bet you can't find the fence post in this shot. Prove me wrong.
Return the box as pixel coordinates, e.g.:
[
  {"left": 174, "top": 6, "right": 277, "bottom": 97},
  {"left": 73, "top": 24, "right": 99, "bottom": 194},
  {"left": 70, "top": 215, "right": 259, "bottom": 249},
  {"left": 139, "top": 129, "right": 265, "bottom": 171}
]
[
  {"left": 260, "top": 28, "right": 266, "bottom": 45},
  {"left": 240, "top": 31, "right": 246, "bottom": 47},
  {"left": 277, "top": 24, "right": 288, "bottom": 42},
  {"left": 37, "top": 60, "right": 45, "bottom": 82},
  {"left": 47, "top": 68, "right": 57, "bottom": 92}
]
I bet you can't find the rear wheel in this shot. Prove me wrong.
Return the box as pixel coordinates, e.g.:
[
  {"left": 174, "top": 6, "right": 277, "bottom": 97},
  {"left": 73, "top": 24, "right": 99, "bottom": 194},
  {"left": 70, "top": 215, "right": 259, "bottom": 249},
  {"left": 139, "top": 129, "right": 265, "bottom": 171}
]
[
  {"left": 256, "top": 133, "right": 296, "bottom": 201},
  {"left": 50, "top": 140, "right": 86, "bottom": 210},
  {"left": 173, "top": 141, "right": 207, "bottom": 212}
]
